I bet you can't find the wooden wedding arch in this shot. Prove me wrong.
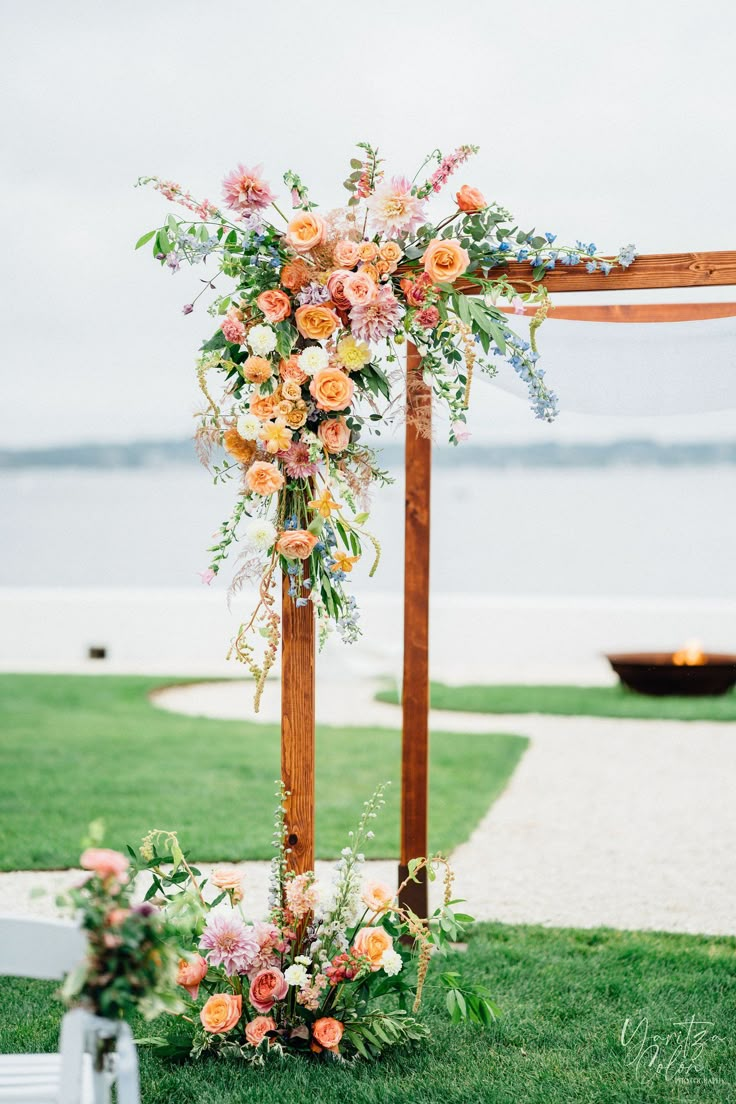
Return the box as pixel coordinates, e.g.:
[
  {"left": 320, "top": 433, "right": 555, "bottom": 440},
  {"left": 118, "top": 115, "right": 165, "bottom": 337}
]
[{"left": 280, "top": 250, "right": 736, "bottom": 916}]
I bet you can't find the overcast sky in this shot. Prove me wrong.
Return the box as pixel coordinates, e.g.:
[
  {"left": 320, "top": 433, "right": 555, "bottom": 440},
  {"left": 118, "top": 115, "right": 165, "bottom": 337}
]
[{"left": 2, "top": 0, "right": 735, "bottom": 447}]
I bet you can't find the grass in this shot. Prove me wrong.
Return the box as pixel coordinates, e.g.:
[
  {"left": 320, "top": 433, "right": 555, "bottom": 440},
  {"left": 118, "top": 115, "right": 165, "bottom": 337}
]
[
  {"left": 3, "top": 923, "right": 734, "bottom": 1103},
  {"left": 376, "top": 681, "right": 736, "bottom": 722},
  {"left": 0, "top": 674, "right": 526, "bottom": 871}
]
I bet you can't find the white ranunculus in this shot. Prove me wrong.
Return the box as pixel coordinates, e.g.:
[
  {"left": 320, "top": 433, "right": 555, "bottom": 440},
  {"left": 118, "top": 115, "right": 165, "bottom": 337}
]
[
  {"left": 236, "top": 413, "right": 261, "bottom": 440},
  {"left": 380, "top": 948, "right": 403, "bottom": 977},
  {"left": 297, "top": 346, "right": 329, "bottom": 376},
  {"left": 245, "top": 518, "right": 277, "bottom": 551},
  {"left": 284, "top": 963, "right": 309, "bottom": 987},
  {"left": 247, "top": 323, "right": 277, "bottom": 356}
]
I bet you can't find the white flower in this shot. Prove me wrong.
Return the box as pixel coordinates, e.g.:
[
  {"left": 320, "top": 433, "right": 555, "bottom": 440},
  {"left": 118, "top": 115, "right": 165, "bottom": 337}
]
[
  {"left": 236, "top": 413, "right": 261, "bottom": 440},
  {"left": 295, "top": 955, "right": 312, "bottom": 967},
  {"left": 380, "top": 948, "right": 403, "bottom": 977},
  {"left": 297, "top": 346, "right": 329, "bottom": 376},
  {"left": 247, "top": 323, "right": 277, "bottom": 356},
  {"left": 284, "top": 963, "right": 309, "bottom": 987},
  {"left": 245, "top": 518, "right": 277, "bottom": 551}
]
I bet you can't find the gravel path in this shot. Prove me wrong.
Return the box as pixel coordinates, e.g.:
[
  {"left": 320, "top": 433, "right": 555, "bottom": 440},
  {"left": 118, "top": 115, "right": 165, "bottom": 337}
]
[{"left": 3, "top": 680, "right": 733, "bottom": 936}]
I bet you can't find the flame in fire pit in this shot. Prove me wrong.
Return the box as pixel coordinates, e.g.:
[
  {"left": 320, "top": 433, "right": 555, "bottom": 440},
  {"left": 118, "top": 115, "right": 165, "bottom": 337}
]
[{"left": 672, "top": 639, "right": 706, "bottom": 666}]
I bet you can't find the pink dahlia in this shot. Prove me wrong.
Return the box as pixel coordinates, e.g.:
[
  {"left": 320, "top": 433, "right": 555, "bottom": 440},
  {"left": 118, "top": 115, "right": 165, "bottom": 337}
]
[
  {"left": 283, "top": 442, "right": 319, "bottom": 479},
  {"left": 246, "top": 921, "right": 281, "bottom": 979},
  {"left": 199, "top": 911, "right": 259, "bottom": 976},
  {"left": 222, "top": 164, "right": 274, "bottom": 213},
  {"left": 349, "top": 286, "right": 403, "bottom": 344},
  {"left": 366, "top": 176, "right": 427, "bottom": 238}
]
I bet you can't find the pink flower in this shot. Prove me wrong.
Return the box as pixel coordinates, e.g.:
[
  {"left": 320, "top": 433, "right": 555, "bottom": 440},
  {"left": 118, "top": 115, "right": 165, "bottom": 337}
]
[
  {"left": 366, "top": 176, "right": 427, "bottom": 238},
  {"left": 221, "top": 308, "right": 246, "bottom": 344},
  {"left": 510, "top": 296, "right": 527, "bottom": 315},
  {"left": 249, "top": 967, "right": 288, "bottom": 1014},
  {"left": 80, "top": 848, "right": 129, "bottom": 882},
  {"left": 222, "top": 164, "right": 274, "bottom": 213},
  {"left": 452, "top": 421, "right": 472, "bottom": 442},
  {"left": 176, "top": 954, "right": 208, "bottom": 1000},
  {"left": 199, "top": 911, "right": 259, "bottom": 976},
  {"left": 198, "top": 568, "right": 216, "bottom": 585},
  {"left": 283, "top": 442, "right": 319, "bottom": 479},
  {"left": 284, "top": 873, "right": 321, "bottom": 920},
  {"left": 246, "top": 921, "right": 281, "bottom": 978},
  {"left": 415, "top": 305, "right": 440, "bottom": 330},
  {"left": 343, "top": 271, "right": 377, "bottom": 307},
  {"left": 349, "top": 286, "right": 403, "bottom": 344}
]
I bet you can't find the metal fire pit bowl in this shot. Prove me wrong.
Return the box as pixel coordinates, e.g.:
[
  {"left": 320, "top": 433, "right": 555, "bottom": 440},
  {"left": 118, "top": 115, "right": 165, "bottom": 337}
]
[{"left": 606, "top": 652, "right": 736, "bottom": 697}]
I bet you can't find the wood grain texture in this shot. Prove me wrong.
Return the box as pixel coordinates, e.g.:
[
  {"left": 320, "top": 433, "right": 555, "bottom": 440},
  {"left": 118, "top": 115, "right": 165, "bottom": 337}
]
[
  {"left": 455, "top": 251, "right": 736, "bottom": 294},
  {"left": 498, "top": 301, "right": 736, "bottom": 323},
  {"left": 281, "top": 572, "right": 315, "bottom": 875},
  {"left": 399, "top": 341, "right": 431, "bottom": 919}
]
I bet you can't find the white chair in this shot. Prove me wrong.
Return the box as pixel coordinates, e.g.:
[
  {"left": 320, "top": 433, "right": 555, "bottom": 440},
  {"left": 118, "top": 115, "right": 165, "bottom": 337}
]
[{"left": 0, "top": 915, "right": 140, "bottom": 1103}]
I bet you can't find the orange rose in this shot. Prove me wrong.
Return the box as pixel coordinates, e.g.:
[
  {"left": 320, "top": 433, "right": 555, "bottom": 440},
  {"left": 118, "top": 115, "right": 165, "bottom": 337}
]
[
  {"left": 279, "top": 355, "right": 309, "bottom": 385},
  {"left": 360, "top": 880, "right": 394, "bottom": 915},
  {"left": 276, "top": 529, "right": 318, "bottom": 560},
  {"left": 343, "top": 271, "right": 377, "bottom": 306},
  {"left": 310, "top": 368, "right": 355, "bottom": 412},
  {"left": 318, "top": 417, "right": 351, "bottom": 454},
  {"left": 379, "top": 241, "right": 402, "bottom": 266},
  {"left": 284, "top": 401, "right": 308, "bottom": 429},
  {"left": 176, "top": 954, "right": 208, "bottom": 1000},
  {"left": 375, "top": 259, "right": 390, "bottom": 277},
  {"left": 257, "top": 289, "right": 291, "bottom": 323},
  {"left": 422, "top": 237, "right": 470, "bottom": 284},
  {"left": 241, "top": 356, "right": 273, "bottom": 384},
  {"left": 334, "top": 240, "right": 360, "bottom": 268},
  {"left": 357, "top": 241, "right": 379, "bottom": 262},
  {"left": 456, "top": 184, "right": 487, "bottom": 213},
  {"left": 360, "top": 262, "right": 379, "bottom": 283},
  {"left": 245, "top": 1015, "right": 277, "bottom": 1047},
  {"left": 200, "top": 993, "right": 242, "bottom": 1034},
  {"left": 285, "top": 212, "right": 326, "bottom": 253},
  {"left": 353, "top": 926, "right": 393, "bottom": 971},
  {"left": 295, "top": 304, "right": 340, "bottom": 341},
  {"left": 245, "top": 460, "right": 285, "bottom": 496},
  {"left": 250, "top": 392, "right": 279, "bottom": 420},
  {"left": 280, "top": 260, "right": 312, "bottom": 291},
  {"left": 312, "top": 1017, "right": 344, "bottom": 1052}
]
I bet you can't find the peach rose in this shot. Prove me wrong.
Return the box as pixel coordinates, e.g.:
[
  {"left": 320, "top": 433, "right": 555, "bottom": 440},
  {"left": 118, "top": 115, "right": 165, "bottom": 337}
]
[
  {"left": 245, "top": 1015, "right": 277, "bottom": 1047},
  {"left": 279, "top": 355, "right": 309, "bottom": 385},
  {"left": 312, "top": 1017, "right": 344, "bottom": 1051},
  {"left": 310, "top": 368, "right": 355, "bottom": 412},
  {"left": 357, "top": 241, "right": 379, "bottom": 262},
  {"left": 379, "top": 241, "right": 402, "bottom": 266},
  {"left": 249, "top": 967, "right": 288, "bottom": 1014},
  {"left": 375, "top": 259, "right": 390, "bottom": 277},
  {"left": 276, "top": 529, "right": 318, "bottom": 560},
  {"left": 80, "top": 848, "right": 129, "bottom": 882},
  {"left": 326, "top": 269, "right": 353, "bottom": 312},
  {"left": 105, "top": 908, "right": 131, "bottom": 927},
  {"left": 318, "top": 417, "right": 351, "bottom": 454},
  {"left": 456, "top": 184, "right": 487, "bottom": 213},
  {"left": 250, "top": 392, "right": 279, "bottom": 420},
  {"left": 211, "top": 867, "right": 243, "bottom": 891},
  {"left": 353, "top": 926, "right": 393, "bottom": 971},
  {"left": 280, "top": 260, "right": 311, "bottom": 291},
  {"left": 333, "top": 240, "right": 360, "bottom": 268},
  {"left": 284, "top": 401, "right": 308, "bottom": 429},
  {"left": 295, "top": 304, "right": 340, "bottom": 341},
  {"left": 200, "top": 993, "right": 242, "bottom": 1034},
  {"left": 257, "top": 289, "right": 291, "bottom": 323},
  {"left": 281, "top": 379, "right": 302, "bottom": 402},
  {"left": 361, "top": 880, "right": 394, "bottom": 915},
  {"left": 285, "top": 212, "right": 326, "bottom": 253},
  {"left": 241, "top": 356, "right": 273, "bottom": 384},
  {"left": 343, "top": 271, "right": 377, "bottom": 306},
  {"left": 360, "top": 262, "right": 379, "bottom": 283},
  {"left": 422, "top": 237, "right": 470, "bottom": 284},
  {"left": 176, "top": 954, "right": 208, "bottom": 1001},
  {"left": 245, "top": 460, "right": 285, "bottom": 496}
]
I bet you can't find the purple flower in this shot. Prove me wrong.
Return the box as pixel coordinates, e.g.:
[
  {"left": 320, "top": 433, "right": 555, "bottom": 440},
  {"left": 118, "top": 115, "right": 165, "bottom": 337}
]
[{"left": 297, "top": 282, "right": 332, "bottom": 306}]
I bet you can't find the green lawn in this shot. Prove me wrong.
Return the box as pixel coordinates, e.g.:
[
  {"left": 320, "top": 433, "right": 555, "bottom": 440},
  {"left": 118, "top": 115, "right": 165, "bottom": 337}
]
[
  {"left": 377, "top": 681, "right": 736, "bottom": 722},
  {"left": 0, "top": 675, "right": 526, "bottom": 871},
  {"left": 3, "top": 923, "right": 734, "bottom": 1103}
]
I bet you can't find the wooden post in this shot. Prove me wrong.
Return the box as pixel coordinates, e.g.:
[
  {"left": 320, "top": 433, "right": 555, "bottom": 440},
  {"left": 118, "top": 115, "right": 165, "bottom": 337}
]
[
  {"left": 399, "top": 341, "right": 431, "bottom": 918},
  {"left": 281, "top": 573, "right": 315, "bottom": 874}
]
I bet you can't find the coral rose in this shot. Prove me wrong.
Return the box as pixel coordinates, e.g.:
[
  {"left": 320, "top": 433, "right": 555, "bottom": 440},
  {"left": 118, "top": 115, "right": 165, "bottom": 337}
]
[
  {"left": 456, "top": 184, "right": 487, "bottom": 213},
  {"left": 318, "top": 417, "right": 351, "bottom": 454},
  {"left": 312, "top": 1017, "right": 344, "bottom": 1051},
  {"left": 276, "top": 530, "right": 318, "bottom": 561},
  {"left": 422, "top": 238, "right": 470, "bottom": 284},
  {"left": 353, "top": 926, "right": 393, "bottom": 971},
  {"left": 310, "top": 368, "right": 355, "bottom": 412},
  {"left": 245, "top": 461, "right": 285, "bottom": 496},
  {"left": 326, "top": 270, "right": 353, "bottom": 313},
  {"left": 257, "top": 289, "right": 291, "bottom": 323},
  {"left": 241, "top": 356, "right": 273, "bottom": 384},
  {"left": 295, "top": 304, "right": 340, "bottom": 341},
  {"left": 200, "top": 993, "right": 242, "bottom": 1034},
  {"left": 80, "top": 848, "right": 129, "bottom": 882},
  {"left": 285, "top": 212, "right": 326, "bottom": 253},
  {"left": 176, "top": 954, "right": 208, "bottom": 1000},
  {"left": 280, "top": 260, "right": 311, "bottom": 291},
  {"left": 245, "top": 1015, "right": 277, "bottom": 1047},
  {"left": 379, "top": 241, "right": 402, "bottom": 266},
  {"left": 361, "top": 880, "right": 394, "bottom": 915},
  {"left": 343, "top": 271, "right": 377, "bottom": 307},
  {"left": 249, "top": 392, "right": 279, "bottom": 420},
  {"left": 279, "top": 355, "right": 309, "bottom": 385},
  {"left": 249, "top": 967, "right": 288, "bottom": 1013},
  {"left": 334, "top": 240, "right": 360, "bottom": 268}
]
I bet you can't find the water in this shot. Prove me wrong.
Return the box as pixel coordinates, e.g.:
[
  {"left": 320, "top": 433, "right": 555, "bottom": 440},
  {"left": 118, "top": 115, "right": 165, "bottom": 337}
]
[{"left": 1, "top": 465, "right": 735, "bottom": 598}]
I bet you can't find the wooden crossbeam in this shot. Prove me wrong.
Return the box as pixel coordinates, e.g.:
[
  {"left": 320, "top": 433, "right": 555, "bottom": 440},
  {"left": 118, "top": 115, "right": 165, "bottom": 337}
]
[{"left": 498, "top": 302, "right": 736, "bottom": 323}]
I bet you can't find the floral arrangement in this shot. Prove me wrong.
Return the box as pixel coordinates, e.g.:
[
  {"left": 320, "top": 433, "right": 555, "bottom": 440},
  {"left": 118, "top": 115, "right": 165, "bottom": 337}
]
[
  {"left": 138, "top": 144, "right": 635, "bottom": 704},
  {"left": 136, "top": 784, "right": 498, "bottom": 1063}
]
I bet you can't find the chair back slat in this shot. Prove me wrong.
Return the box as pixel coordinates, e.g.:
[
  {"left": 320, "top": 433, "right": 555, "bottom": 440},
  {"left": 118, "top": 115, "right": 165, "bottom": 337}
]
[{"left": 0, "top": 915, "right": 85, "bottom": 980}]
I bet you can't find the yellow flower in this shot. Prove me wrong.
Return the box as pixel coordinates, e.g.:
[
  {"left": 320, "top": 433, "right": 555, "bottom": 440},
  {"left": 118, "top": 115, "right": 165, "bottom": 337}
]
[
  {"left": 336, "top": 336, "right": 371, "bottom": 372},
  {"left": 308, "top": 486, "right": 342, "bottom": 518},
  {"left": 259, "top": 418, "right": 293, "bottom": 455},
  {"left": 330, "top": 551, "right": 360, "bottom": 573}
]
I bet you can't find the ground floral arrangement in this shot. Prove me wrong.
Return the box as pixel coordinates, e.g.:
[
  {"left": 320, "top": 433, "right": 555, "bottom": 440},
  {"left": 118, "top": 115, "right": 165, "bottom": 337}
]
[
  {"left": 62, "top": 788, "right": 498, "bottom": 1065},
  {"left": 139, "top": 144, "right": 635, "bottom": 704}
]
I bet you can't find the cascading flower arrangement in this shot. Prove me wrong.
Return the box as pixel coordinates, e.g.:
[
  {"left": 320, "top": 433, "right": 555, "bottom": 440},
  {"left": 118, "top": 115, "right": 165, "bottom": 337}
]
[
  {"left": 134, "top": 784, "right": 498, "bottom": 1064},
  {"left": 138, "top": 144, "right": 635, "bottom": 704}
]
